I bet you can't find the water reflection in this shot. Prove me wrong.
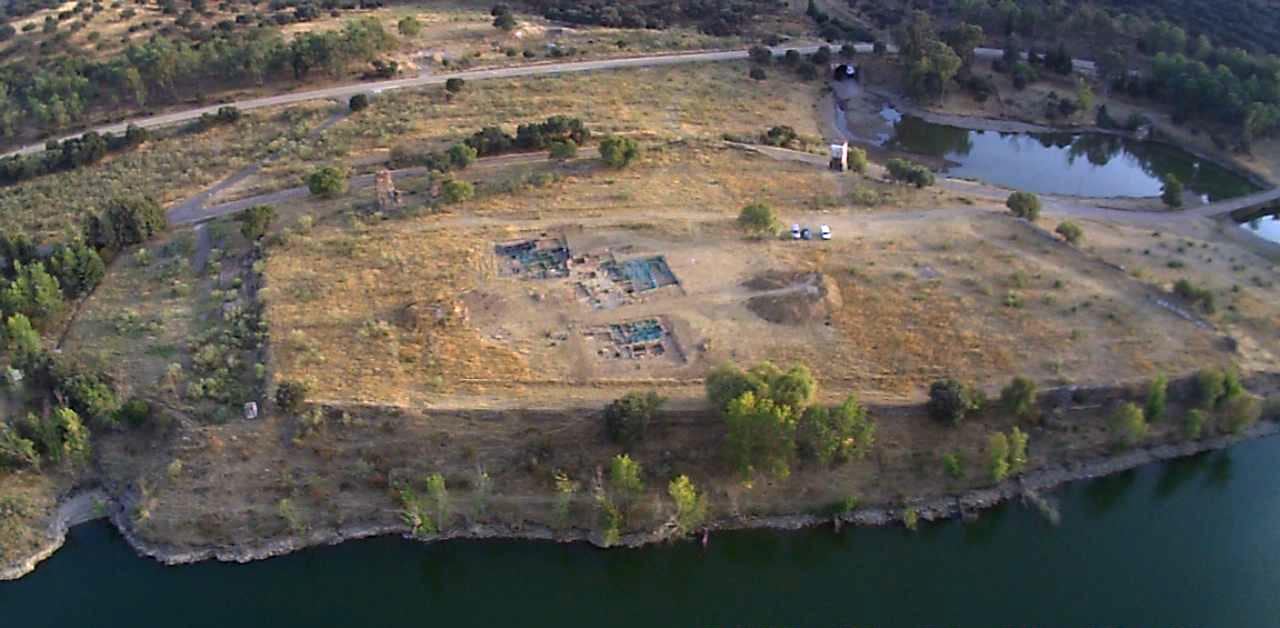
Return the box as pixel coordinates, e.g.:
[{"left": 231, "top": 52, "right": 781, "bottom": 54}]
[
  {"left": 883, "top": 114, "right": 1256, "bottom": 201},
  {"left": 1083, "top": 468, "right": 1139, "bottom": 517},
  {"left": 1154, "top": 452, "right": 1209, "bottom": 499}
]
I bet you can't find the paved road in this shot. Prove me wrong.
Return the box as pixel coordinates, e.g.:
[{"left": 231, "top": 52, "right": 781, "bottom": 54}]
[{"left": 5, "top": 45, "right": 822, "bottom": 158}]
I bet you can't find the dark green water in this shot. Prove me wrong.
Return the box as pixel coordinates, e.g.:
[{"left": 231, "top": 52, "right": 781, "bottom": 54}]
[
  {"left": 886, "top": 112, "right": 1258, "bottom": 201},
  {"left": 4, "top": 435, "right": 1280, "bottom": 627}
]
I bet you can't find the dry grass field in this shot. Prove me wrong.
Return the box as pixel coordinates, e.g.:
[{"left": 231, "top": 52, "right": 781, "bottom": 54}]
[{"left": 0, "top": 103, "right": 333, "bottom": 242}]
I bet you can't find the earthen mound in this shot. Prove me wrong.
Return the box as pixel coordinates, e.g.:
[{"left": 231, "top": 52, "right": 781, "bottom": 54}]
[{"left": 743, "top": 271, "right": 842, "bottom": 325}]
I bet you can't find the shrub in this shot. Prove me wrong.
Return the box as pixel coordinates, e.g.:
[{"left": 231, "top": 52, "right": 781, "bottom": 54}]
[
  {"left": 1008, "top": 426, "right": 1028, "bottom": 474},
  {"left": 0, "top": 422, "right": 39, "bottom": 469},
  {"left": 1221, "top": 394, "right": 1262, "bottom": 435},
  {"left": 117, "top": 398, "right": 152, "bottom": 428},
  {"left": 599, "top": 135, "right": 640, "bottom": 168},
  {"left": 762, "top": 125, "right": 799, "bottom": 148},
  {"left": 548, "top": 140, "right": 577, "bottom": 160},
  {"left": 603, "top": 391, "right": 665, "bottom": 447},
  {"left": 1193, "top": 367, "right": 1227, "bottom": 409},
  {"left": 737, "top": 202, "right": 778, "bottom": 238},
  {"left": 47, "top": 242, "right": 105, "bottom": 298},
  {"left": 797, "top": 63, "right": 819, "bottom": 80},
  {"left": 748, "top": 45, "right": 772, "bottom": 64},
  {"left": 903, "top": 507, "right": 919, "bottom": 531},
  {"left": 1055, "top": 221, "right": 1083, "bottom": 244},
  {"left": 445, "top": 77, "right": 465, "bottom": 93},
  {"left": 999, "top": 377, "right": 1037, "bottom": 421},
  {"left": 440, "top": 179, "right": 474, "bottom": 204},
  {"left": 1183, "top": 408, "right": 1209, "bottom": 439},
  {"left": 275, "top": 381, "right": 308, "bottom": 414},
  {"left": 724, "top": 390, "right": 796, "bottom": 479},
  {"left": 447, "top": 143, "right": 478, "bottom": 169},
  {"left": 493, "top": 11, "right": 516, "bottom": 31},
  {"left": 749, "top": 67, "right": 767, "bottom": 80},
  {"left": 1006, "top": 191, "right": 1041, "bottom": 220},
  {"left": 1, "top": 261, "right": 63, "bottom": 323},
  {"left": 927, "top": 378, "right": 982, "bottom": 425},
  {"left": 988, "top": 432, "right": 1010, "bottom": 482},
  {"left": 1144, "top": 375, "right": 1168, "bottom": 423},
  {"left": 1173, "top": 279, "right": 1216, "bottom": 314},
  {"left": 705, "top": 363, "right": 768, "bottom": 413},
  {"left": 942, "top": 452, "right": 964, "bottom": 479},
  {"left": 812, "top": 45, "right": 832, "bottom": 65},
  {"left": 1110, "top": 402, "right": 1148, "bottom": 448},
  {"left": 847, "top": 146, "right": 868, "bottom": 173},
  {"left": 668, "top": 475, "right": 707, "bottom": 534},
  {"left": 237, "top": 204, "right": 276, "bottom": 241},
  {"left": 885, "top": 158, "right": 934, "bottom": 187},
  {"left": 1162, "top": 175, "right": 1184, "bottom": 208},
  {"left": 397, "top": 15, "right": 421, "bottom": 36},
  {"left": 305, "top": 166, "right": 347, "bottom": 198},
  {"left": 348, "top": 93, "right": 369, "bottom": 111}
]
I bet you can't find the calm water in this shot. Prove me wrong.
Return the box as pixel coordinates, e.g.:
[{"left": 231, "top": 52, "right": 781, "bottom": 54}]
[
  {"left": 886, "top": 113, "right": 1258, "bottom": 201},
  {"left": 4, "top": 435, "right": 1280, "bottom": 627},
  {"left": 1244, "top": 213, "right": 1280, "bottom": 244}
]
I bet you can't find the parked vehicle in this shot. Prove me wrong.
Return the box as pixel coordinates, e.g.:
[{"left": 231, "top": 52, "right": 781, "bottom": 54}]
[
  {"left": 801, "top": 227, "right": 812, "bottom": 240},
  {"left": 791, "top": 224, "right": 801, "bottom": 239},
  {"left": 820, "top": 224, "right": 832, "bottom": 240}
]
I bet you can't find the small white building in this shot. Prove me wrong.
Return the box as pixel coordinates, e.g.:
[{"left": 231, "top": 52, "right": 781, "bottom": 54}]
[{"left": 829, "top": 142, "right": 849, "bottom": 171}]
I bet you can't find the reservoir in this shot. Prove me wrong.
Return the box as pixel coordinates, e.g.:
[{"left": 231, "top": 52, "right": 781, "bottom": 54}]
[
  {"left": 884, "top": 112, "right": 1258, "bottom": 201},
  {"left": 3, "top": 435, "right": 1279, "bottom": 627}
]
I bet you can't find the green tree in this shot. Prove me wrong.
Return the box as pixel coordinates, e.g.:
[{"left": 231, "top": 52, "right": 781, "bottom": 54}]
[
  {"left": 1145, "top": 374, "right": 1168, "bottom": 423},
  {"left": 1194, "top": 368, "right": 1227, "bottom": 409},
  {"left": 4, "top": 313, "right": 41, "bottom": 368},
  {"left": 425, "top": 473, "right": 450, "bottom": 528},
  {"left": 988, "top": 432, "right": 1010, "bottom": 481},
  {"left": 493, "top": 11, "right": 516, "bottom": 31},
  {"left": 999, "top": 376, "right": 1037, "bottom": 421},
  {"left": 928, "top": 378, "right": 982, "bottom": 425},
  {"left": 1221, "top": 394, "right": 1262, "bottom": 435},
  {"left": 770, "top": 364, "right": 816, "bottom": 409},
  {"left": 1006, "top": 191, "right": 1042, "bottom": 220},
  {"left": 440, "top": 179, "right": 475, "bottom": 204},
  {"left": 941, "top": 22, "right": 984, "bottom": 70},
  {"left": 603, "top": 391, "right": 665, "bottom": 447},
  {"left": 85, "top": 195, "right": 166, "bottom": 252},
  {"left": 609, "top": 453, "right": 645, "bottom": 508},
  {"left": 1055, "top": 221, "right": 1083, "bottom": 244},
  {"left": 1009, "top": 426, "right": 1029, "bottom": 474},
  {"left": 397, "top": 16, "right": 422, "bottom": 37},
  {"left": 447, "top": 143, "right": 478, "bottom": 169},
  {"left": 941, "top": 452, "right": 964, "bottom": 479},
  {"left": 847, "top": 146, "right": 868, "bottom": 174},
  {"left": 599, "top": 135, "right": 640, "bottom": 168},
  {"left": 1110, "top": 402, "right": 1148, "bottom": 448},
  {"left": 0, "top": 422, "right": 39, "bottom": 469},
  {"left": 236, "top": 204, "right": 276, "bottom": 241},
  {"left": 548, "top": 140, "right": 577, "bottom": 160},
  {"left": 1161, "top": 175, "right": 1184, "bottom": 208},
  {"left": 306, "top": 166, "right": 348, "bottom": 198},
  {"left": 737, "top": 202, "right": 778, "bottom": 238},
  {"left": 885, "top": 158, "right": 934, "bottom": 187},
  {"left": 275, "top": 380, "right": 308, "bottom": 414},
  {"left": 724, "top": 391, "right": 796, "bottom": 479},
  {"left": 796, "top": 395, "right": 875, "bottom": 465},
  {"left": 748, "top": 46, "right": 772, "bottom": 65},
  {"left": 2, "top": 261, "right": 63, "bottom": 323},
  {"left": 667, "top": 475, "right": 707, "bottom": 534},
  {"left": 1075, "top": 78, "right": 1095, "bottom": 113},
  {"left": 1183, "top": 408, "right": 1209, "bottom": 439},
  {"left": 348, "top": 93, "right": 370, "bottom": 112},
  {"left": 47, "top": 243, "right": 104, "bottom": 298},
  {"left": 705, "top": 363, "right": 768, "bottom": 413}
]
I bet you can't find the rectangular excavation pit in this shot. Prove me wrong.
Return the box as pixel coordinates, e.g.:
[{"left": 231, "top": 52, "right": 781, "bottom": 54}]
[
  {"left": 494, "top": 236, "right": 570, "bottom": 279},
  {"left": 582, "top": 317, "right": 685, "bottom": 365},
  {"left": 574, "top": 255, "right": 681, "bottom": 310}
]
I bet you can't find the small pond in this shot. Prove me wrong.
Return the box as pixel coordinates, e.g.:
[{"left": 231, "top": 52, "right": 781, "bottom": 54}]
[{"left": 882, "top": 110, "right": 1258, "bottom": 201}]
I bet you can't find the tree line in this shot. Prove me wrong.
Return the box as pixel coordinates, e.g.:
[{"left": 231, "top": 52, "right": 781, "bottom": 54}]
[
  {"left": 0, "top": 17, "right": 395, "bottom": 142},
  {"left": 521, "top": 0, "right": 785, "bottom": 36}
]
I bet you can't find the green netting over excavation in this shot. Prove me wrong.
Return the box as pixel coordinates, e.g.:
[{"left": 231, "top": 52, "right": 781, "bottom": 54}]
[
  {"left": 605, "top": 256, "right": 677, "bottom": 292},
  {"left": 611, "top": 319, "right": 664, "bottom": 344},
  {"left": 495, "top": 241, "right": 569, "bottom": 278}
]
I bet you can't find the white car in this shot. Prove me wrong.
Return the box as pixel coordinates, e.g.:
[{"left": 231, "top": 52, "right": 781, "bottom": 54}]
[
  {"left": 820, "top": 224, "right": 832, "bottom": 240},
  {"left": 791, "top": 224, "right": 802, "bottom": 239}
]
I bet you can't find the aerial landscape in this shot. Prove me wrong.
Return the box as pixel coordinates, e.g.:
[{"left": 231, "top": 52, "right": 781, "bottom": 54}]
[{"left": 0, "top": 0, "right": 1278, "bottom": 624}]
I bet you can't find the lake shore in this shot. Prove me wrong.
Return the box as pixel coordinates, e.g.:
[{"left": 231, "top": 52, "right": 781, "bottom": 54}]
[{"left": 5, "top": 417, "right": 1275, "bottom": 581}]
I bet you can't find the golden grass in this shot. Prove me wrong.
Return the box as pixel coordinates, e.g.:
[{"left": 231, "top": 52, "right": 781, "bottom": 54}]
[{"left": 328, "top": 61, "right": 824, "bottom": 152}]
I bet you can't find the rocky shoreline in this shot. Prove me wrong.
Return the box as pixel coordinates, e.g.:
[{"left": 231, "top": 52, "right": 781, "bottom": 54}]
[{"left": 4, "top": 420, "right": 1275, "bottom": 581}]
